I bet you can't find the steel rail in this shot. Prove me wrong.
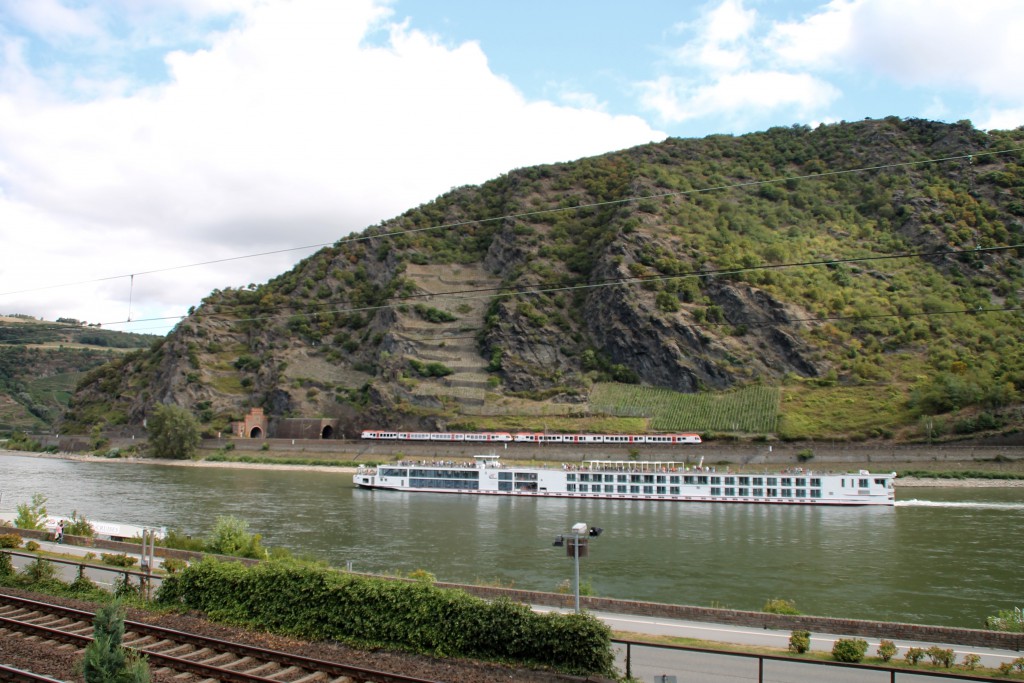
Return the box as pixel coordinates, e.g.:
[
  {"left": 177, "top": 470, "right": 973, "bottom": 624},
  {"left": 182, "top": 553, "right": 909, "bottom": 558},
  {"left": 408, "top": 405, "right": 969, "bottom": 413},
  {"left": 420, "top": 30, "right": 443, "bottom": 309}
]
[{"left": 0, "top": 665, "right": 69, "bottom": 683}]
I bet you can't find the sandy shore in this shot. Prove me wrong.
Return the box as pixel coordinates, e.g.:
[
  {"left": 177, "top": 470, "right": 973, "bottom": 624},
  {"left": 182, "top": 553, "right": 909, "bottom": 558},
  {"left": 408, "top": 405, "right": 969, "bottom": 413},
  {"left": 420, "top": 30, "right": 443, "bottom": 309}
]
[{"left": 5, "top": 449, "right": 1024, "bottom": 487}]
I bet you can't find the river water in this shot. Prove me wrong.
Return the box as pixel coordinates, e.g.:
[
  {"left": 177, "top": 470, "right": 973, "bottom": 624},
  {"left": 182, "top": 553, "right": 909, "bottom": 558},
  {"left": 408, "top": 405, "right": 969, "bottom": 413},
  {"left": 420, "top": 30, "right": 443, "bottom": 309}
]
[{"left": 1, "top": 454, "right": 1022, "bottom": 628}]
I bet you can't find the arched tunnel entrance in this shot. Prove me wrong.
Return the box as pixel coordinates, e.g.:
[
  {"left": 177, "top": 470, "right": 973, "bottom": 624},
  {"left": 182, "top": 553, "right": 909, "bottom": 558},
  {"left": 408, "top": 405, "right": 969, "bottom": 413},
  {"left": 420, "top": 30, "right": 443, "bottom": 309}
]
[
  {"left": 249, "top": 426, "right": 263, "bottom": 438},
  {"left": 321, "top": 425, "right": 334, "bottom": 439}
]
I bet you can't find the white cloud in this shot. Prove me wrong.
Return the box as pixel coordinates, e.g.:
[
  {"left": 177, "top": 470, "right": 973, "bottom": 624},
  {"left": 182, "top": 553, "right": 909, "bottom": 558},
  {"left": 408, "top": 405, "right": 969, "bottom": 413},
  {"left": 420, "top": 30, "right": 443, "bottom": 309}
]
[
  {"left": 768, "top": 0, "right": 1024, "bottom": 100},
  {"left": 4, "top": 0, "right": 105, "bottom": 41},
  {"left": 0, "top": 0, "right": 664, "bottom": 333},
  {"left": 640, "top": 70, "right": 840, "bottom": 125},
  {"left": 976, "top": 107, "right": 1024, "bottom": 132}
]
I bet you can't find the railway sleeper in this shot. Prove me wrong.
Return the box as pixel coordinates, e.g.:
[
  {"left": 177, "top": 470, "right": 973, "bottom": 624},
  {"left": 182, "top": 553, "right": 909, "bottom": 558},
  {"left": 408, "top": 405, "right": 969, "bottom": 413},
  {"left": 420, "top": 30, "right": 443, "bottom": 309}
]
[
  {"left": 289, "top": 671, "right": 329, "bottom": 683},
  {"left": 153, "top": 643, "right": 196, "bottom": 657},
  {"left": 263, "top": 665, "right": 302, "bottom": 680},
  {"left": 219, "top": 656, "right": 256, "bottom": 670},
  {"left": 245, "top": 662, "right": 284, "bottom": 676}
]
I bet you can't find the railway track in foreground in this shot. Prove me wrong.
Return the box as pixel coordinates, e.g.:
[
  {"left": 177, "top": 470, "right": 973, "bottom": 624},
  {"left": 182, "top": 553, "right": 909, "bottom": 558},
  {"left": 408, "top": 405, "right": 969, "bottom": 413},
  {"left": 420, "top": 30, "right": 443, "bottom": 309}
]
[{"left": 0, "top": 593, "right": 445, "bottom": 683}]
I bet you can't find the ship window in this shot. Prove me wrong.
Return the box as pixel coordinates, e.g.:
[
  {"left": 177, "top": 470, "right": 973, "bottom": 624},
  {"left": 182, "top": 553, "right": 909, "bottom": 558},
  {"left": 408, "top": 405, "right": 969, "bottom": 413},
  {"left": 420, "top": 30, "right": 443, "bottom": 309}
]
[
  {"left": 630, "top": 475, "right": 641, "bottom": 483},
  {"left": 630, "top": 485, "right": 640, "bottom": 494},
  {"left": 738, "top": 476, "right": 750, "bottom": 486},
  {"left": 670, "top": 486, "right": 680, "bottom": 494},
  {"left": 725, "top": 487, "right": 735, "bottom": 496},
  {"left": 859, "top": 478, "right": 869, "bottom": 488},
  {"left": 711, "top": 487, "right": 721, "bottom": 496},
  {"left": 796, "top": 489, "right": 806, "bottom": 497},
  {"left": 697, "top": 476, "right": 709, "bottom": 485},
  {"left": 781, "top": 489, "right": 792, "bottom": 497},
  {"left": 753, "top": 488, "right": 764, "bottom": 497},
  {"left": 711, "top": 476, "right": 721, "bottom": 485},
  {"left": 617, "top": 474, "right": 627, "bottom": 483},
  {"left": 499, "top": 472, "right": 512, "bottom": 480},
  {"left": 617, "top": 485, "right": 627, "bottom": 493},
  {"left": 670, "top": 475, "right": 680, "bottom": 484},
  {"left": 567, "top": 474, "right": 577, "bottom": 482},
  {"left": 752, "top": 477, "right": 764, "bottom": 486},
  {"left": 725, "top": 477, "right": 735, "bottom": 486},
  {"left": 579, "top": 485, "right": 588, "bottom": 493},
  {"left": 767, "top": 488, "right": 778, "bottom": 497},
  {"left": 781, "top": 478, "right": 792, "bottom": 487},
  {"left": 605, "top": 474, "right": 615, "bottom": 483},
  {"left": 567, "top": 484, "right": 576, "bottom": 492},
  {"left": 810, "top": 478, "right": 821, "bottom": 487},
  {"left": 643, "top": 475, "right": 655, "bottom": 484},
  {"left": 656, "top": 475, "right": 666, "bottom": 484},
  {"left": 643, "top": 486, "right": 654, "bottom": 494},
  {"left": 811, "top": 490, "right": 822, "bottom": 498},
  {"left": 684, "top": 476, "right": 695, "bottom": 485},
  {"left": 795, "top": 478, "right": 806, "bottom": 487},
  {"left": 656, "top": 486, "right": 666, "bottom": 495},
  {"left": 499, "top": 482, "right": 512, "bottom": 492},
  {"left": 738, "top": 488, "right": 749, "bottom": 497},
  {"left": 605, "top": 485, "right": 615, "bottom": 493},
  {"left": 874, "top": 478, "right": 887, "bottom": 486},
  {"left": 767, "top": 477, "right": 778, "bottom": 486}
]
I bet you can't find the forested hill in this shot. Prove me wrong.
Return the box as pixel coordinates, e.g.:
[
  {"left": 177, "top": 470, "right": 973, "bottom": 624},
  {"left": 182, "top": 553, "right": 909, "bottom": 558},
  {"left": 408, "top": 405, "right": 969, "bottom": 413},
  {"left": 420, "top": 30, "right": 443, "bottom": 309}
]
[
  {"left": 67, "top": 117, "right": 1024, "bottom": 443},
  {"left": 0, "top": 316, "right": 160, "bottom": 432}
]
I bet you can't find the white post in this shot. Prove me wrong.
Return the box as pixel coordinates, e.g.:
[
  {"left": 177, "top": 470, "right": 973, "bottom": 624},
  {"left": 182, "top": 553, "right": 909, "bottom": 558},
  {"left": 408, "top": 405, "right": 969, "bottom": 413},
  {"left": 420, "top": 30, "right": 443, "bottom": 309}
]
[{"left": 573, "top": 529, "right": 581, "bottom": 613}]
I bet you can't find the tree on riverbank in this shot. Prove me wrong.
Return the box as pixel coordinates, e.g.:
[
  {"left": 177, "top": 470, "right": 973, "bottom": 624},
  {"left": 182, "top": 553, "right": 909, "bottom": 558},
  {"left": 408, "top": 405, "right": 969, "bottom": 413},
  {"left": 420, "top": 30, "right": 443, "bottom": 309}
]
[{"left": 147, "top": 404, "right": 200, "bottom": 459}]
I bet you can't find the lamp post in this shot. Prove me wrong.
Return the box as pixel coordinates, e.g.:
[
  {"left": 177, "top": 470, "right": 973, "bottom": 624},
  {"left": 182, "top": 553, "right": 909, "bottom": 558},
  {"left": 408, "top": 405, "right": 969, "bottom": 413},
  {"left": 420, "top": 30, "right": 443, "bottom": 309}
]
[{"left": 553, "top": 522, "right": 602, "bottom": 613}]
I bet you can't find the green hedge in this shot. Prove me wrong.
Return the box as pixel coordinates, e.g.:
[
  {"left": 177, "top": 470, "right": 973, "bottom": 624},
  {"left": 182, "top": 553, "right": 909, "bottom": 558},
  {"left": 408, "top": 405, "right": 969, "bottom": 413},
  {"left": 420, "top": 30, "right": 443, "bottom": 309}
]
[{"left": 155, "top": 559, "right": 614, "bottom": 676}]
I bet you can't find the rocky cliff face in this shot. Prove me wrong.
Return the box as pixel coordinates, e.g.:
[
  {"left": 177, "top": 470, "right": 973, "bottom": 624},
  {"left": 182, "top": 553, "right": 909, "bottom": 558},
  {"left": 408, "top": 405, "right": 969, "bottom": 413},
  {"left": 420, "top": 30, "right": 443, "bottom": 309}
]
[{"left": 64, "top": 118, "right": 1024, "bottom": 437}]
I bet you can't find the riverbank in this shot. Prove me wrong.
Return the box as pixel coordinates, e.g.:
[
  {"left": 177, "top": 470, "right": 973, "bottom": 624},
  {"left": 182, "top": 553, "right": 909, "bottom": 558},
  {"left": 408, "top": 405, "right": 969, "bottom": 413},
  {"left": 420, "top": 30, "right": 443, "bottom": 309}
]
[{"left": 5, "top": 448, "right": 1024, "bottom": 487}]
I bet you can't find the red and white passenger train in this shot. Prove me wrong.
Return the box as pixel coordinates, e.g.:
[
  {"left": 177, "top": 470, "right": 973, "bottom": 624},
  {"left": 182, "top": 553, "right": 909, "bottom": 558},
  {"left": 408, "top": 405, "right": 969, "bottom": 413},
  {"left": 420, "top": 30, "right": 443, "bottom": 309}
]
[{"left": 359, "top": 430, "right": 702, "bottom": 444}]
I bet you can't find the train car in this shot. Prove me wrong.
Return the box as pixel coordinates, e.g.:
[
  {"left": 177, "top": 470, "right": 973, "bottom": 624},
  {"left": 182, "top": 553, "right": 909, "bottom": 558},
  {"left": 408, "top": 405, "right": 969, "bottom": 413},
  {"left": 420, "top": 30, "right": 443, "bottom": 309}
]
[
  {"left": 429, "top": 432, "right": 466, "bottom": 441},
  {"left": 600, "top": 434, "right": 646, "bottom": 444},
  {"left": 646, "top": 433, "right": 702, "bottom": 445},
  {"left": 361, "top": 430, "right": 400, "bottom": 440},
  {"left": 361, "top": 429, "right": 700, "bottom": 444},
  {"left": 513, "top": 432, "right": 542, "bottom": 442},
  {"left": 561, "top": 434, "right": 606, "bottom": 443},
  {"left": 463, "top": 432, "right": 513, "bottom": 442}
]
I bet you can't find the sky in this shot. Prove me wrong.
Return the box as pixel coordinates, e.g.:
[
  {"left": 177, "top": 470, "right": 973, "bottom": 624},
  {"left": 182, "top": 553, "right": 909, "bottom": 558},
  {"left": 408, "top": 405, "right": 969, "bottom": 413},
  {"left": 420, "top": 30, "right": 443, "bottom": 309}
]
[{"left": 1, "top": 0, "right": 1022, "bottom": 337}]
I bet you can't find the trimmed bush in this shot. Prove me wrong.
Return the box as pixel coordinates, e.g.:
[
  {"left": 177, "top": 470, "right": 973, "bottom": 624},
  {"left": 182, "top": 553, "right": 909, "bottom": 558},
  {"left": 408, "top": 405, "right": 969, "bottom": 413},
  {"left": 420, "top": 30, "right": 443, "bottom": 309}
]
[
  {"left": 831, "top": 638, "right": 868, "bottom": 663},
  {"left": 877, "top": 639, "right": 897, "bottom": 662},
  {"left": 101, "top": 553, "right": 139, "bottom": 568},
  {"left": 788, "top": 630, "right": 810, "bottom": 654},
  {"left": 24, "top": 540, "right": 40, "bottom": 552},
  {"left": 161, "top": 558, "right": 188, "bottom": 575},
  {"left": 155, "top": 559, "right": 614, "bottom": 676},
  {"left": 926, "top": 645, "right": 955, "bottom": 668},
  {"left": 904, "top": 646, "right": 925, "bottom": 665},
  {"left": 0, "top": 534, "right": 22, "bottom": 549}
]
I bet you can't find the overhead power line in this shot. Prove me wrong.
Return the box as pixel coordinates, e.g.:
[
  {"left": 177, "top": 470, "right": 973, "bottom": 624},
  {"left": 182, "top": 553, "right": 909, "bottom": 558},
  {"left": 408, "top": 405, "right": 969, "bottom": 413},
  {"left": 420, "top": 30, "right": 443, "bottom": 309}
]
[{"left": 2, "top": 143, "right": 1022, "bottom": 333}]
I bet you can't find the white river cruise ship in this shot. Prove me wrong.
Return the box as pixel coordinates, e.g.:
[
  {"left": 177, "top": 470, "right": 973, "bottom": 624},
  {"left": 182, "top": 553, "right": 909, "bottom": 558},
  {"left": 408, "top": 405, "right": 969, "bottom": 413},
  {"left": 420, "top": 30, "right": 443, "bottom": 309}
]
[{"left": 354, "top": 456, "right": 896, "bottom": 506}]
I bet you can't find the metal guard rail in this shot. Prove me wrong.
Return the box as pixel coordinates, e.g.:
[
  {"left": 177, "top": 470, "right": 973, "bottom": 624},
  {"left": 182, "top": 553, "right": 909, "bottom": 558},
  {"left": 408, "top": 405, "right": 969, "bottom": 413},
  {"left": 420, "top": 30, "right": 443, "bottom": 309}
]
[{"left": 614, "top": 637, "right": 1008, "bottom": 682}]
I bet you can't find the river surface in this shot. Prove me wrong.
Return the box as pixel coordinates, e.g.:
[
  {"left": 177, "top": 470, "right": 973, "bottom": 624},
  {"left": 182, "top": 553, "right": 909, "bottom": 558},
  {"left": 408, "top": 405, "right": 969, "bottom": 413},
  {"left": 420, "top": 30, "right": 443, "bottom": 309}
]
[{"left": 2, "top": 454, "right": 1022, "bottom": 628}]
